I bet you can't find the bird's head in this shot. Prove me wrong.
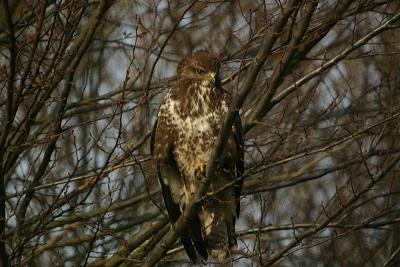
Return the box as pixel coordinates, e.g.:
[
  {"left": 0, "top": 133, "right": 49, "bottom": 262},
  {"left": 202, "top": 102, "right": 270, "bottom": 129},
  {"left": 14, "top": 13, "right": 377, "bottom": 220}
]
[{"left": 177, "top": 50, "right": 221, "bottom": 87}]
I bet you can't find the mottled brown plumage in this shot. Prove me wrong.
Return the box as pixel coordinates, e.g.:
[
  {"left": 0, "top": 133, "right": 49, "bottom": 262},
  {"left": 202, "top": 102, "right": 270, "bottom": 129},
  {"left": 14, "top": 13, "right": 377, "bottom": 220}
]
[{"left": 151, "top": 51, "right": 244, "bottom": 263}]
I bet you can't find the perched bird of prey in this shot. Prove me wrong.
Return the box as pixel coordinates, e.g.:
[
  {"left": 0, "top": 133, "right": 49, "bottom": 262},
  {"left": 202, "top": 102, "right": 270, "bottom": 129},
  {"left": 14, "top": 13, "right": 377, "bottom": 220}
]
[{"left": 151, "top": 51, "right": 244, "bottom": 262}]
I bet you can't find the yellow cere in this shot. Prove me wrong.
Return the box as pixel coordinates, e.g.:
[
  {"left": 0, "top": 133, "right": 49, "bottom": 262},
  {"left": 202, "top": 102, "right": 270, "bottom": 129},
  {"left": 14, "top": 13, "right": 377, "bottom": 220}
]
[{"left": 206, "top": 72, "right": 216, "bottom": 80}]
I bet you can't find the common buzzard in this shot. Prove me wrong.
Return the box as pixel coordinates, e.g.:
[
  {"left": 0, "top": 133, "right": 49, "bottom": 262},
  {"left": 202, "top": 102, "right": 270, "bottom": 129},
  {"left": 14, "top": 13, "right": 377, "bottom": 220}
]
[{"left": 151, "top": 51, "right": 244, "bottom": 262}]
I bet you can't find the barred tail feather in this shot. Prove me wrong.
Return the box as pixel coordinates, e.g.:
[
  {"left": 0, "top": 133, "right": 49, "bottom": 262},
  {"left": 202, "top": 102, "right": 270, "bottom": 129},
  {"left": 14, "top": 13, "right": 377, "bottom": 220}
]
[{"left": 201, "top": 206, "right": 236, "bottom": 262}]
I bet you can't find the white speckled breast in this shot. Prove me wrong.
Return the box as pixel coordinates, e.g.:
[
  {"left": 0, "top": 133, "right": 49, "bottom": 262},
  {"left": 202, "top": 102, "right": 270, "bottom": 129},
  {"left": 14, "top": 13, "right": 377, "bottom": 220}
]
[{"left": 165, "top": 84, "right": 228, "bottom": 181}]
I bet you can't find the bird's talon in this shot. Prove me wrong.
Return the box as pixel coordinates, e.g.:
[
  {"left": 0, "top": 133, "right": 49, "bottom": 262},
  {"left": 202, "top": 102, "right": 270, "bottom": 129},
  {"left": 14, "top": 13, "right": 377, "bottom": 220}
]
[{"left": 195, "top": 164, "right": 206, "bottom": 175}]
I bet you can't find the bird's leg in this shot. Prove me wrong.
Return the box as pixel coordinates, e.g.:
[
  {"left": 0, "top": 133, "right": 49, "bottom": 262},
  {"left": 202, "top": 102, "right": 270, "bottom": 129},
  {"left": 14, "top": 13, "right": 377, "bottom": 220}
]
[{"left": 195, "top": 163, "right": 207, "bottom": 180}]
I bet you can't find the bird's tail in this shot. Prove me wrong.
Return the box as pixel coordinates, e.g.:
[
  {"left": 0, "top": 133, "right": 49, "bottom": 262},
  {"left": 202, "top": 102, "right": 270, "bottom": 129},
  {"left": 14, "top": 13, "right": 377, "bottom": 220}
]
[{"left": 200, "top": 200, "right": 237, "bottom": 261}]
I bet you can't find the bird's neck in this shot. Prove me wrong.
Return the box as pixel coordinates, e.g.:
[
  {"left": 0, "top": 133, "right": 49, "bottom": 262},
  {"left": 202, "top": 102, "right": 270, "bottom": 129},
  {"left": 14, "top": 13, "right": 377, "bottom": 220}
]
[{"left": 171, "top": 82, "right": 222, "bottom": 119}]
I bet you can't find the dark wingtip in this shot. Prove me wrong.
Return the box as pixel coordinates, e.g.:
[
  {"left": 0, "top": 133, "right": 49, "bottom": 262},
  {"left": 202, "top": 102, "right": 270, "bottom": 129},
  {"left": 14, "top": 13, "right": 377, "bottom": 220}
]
[
  {"left": 188, "top": 215, "right": 208, "bottom": 261},
  {"left": 181, "top": 230, "right": 198, "bottom": 263}
]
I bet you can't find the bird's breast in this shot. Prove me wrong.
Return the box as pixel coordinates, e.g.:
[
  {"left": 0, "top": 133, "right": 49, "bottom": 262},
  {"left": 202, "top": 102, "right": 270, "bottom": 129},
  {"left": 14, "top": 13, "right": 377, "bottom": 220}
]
[{"left": 165, "top": 90, "right": 228, "bottom": 178}]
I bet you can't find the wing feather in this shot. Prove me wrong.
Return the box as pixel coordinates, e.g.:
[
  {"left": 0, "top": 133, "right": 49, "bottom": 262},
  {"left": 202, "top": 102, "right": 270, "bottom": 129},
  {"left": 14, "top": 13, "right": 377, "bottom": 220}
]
[
  {"left": 233, "top": 111, "right": 244, "bottom": 217},
  {"left": 157, "top": 167, "right": 198, "bottom": 262},
  {"left": 152, "top": 118, "right": 208, "bottom": 262}
]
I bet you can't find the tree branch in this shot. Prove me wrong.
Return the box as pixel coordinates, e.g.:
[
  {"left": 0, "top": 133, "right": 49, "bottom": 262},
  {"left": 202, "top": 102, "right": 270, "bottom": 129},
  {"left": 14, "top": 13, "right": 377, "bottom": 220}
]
[{"left": 245, "top": 10, "right": 400, "bottom": 131}]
